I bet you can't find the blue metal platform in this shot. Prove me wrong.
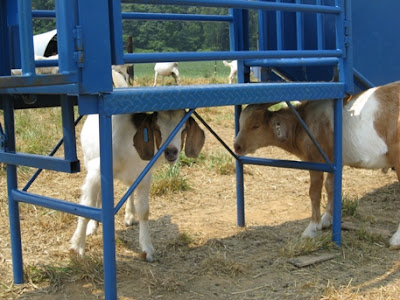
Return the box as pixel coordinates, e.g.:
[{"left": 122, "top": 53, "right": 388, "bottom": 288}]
[{"left": 1, "top": 0, "right": 396, "bottom": 299}]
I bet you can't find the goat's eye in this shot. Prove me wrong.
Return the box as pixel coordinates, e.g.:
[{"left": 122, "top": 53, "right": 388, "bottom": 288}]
[{"left": 252, "top": 125, "right": 260, "bottom": 130}]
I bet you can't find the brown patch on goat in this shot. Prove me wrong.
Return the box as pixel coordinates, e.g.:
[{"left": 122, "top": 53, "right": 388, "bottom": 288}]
[{"left": 373, "top": 82, "right": 400, "bottom": 181}]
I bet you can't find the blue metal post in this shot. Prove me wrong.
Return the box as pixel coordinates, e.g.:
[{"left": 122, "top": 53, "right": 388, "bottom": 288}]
[
  {"left": 4, "top": 96, "right": 24, "bottom": 284},
  {"left": 232, "top": 7, "right": 247, "bottom": 227},
  {"left": 60, "top": 96, "right": 78, "bottom": 165},
  {"left": 332, "top": 97, "right": 343, "bottom": 246},
  {"left": 16, "top": 0, "right": 35, "bottom": 76},
  {"left": 56, "top": 0, "right": 78, "bottom": 75},
  {"left": 98, "top": 102, "right": 117, "bottom": 300},
  {"left": 235, "top": 105, "right": 245, "bottom": 227}
]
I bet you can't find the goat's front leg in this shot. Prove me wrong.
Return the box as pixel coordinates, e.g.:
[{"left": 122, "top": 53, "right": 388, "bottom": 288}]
[
  {"left": 136, "top": 174, "right": 155, "bottom": 262},
  {"left": 302, "top": 171, "right": 324, "bottom": 238},
  {"left": 124, "top": 194, "right": 137, "bottom": 226},
  {"left": 70, "top": 166, "right": 100, "bottom": 256},
  {"left": 153, "top": 72, "right": 158, "bottom": 86},
  {"left": 321, "top": 172, "right": 334, "bottom": 229}
]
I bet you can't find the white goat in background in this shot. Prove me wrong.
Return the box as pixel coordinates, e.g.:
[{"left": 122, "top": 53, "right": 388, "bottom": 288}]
[
  {"left": 234, "top": 81, "right": 400, "bottom": 249},
  {"left": 70, "top": 73, "right": 205, "bottom": 262},
  {"left": 153, "top": 62, "right": 180, "bottom": 86},
  {"left": 223, "top": 60, "right": 237, "bottom": 84}
]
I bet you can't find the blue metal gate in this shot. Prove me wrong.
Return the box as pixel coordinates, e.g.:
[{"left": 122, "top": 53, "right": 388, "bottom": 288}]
[{"left": 0, "top": 0, "right": 361, "bottom": 298}]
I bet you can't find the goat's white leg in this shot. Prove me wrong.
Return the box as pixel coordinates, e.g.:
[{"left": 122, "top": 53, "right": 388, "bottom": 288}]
[
  {"left": 153, "top": 72, "right": 158, "bottom": 86},
  {"left": 70, "top": 164, "right": 101, "bottom": 256},
  {"left": 86, "top": 187, "right": 100, "bottom": 236},
  {"left": 389, "top": 224, "right": 400, "bottom": 249},
  {"left": 321, "top": 173, "right": 334, "bottom": 229},
  {"left": 124, "top": 194, "right": 137, "bottom": 226},
  {"left": 136, "top": 174, "right": 155, "bottom": 262},
  {"left": 302, "top": 171, "right": 324, "bottom": 238}
]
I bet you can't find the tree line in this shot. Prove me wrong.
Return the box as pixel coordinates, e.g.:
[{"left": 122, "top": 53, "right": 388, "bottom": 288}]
[{"left": 32, "top": 0, "right": 258, "bottom": 53}]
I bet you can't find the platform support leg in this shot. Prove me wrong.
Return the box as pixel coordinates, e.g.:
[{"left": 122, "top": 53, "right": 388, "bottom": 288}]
[
  {"left": 332, "top": 97, "right": 343, "bottom": 246},
  {"left": 98, "top": 110, "right": 117, "bottom": 300},
  {"left": 60, "top": 96, "right": 78, "bottom": 162},
  {"left": 234, "top": 105, "right": 245, "bottom": 227},
  {"left": 3, "top": 96, "right": 24, "bottom": 283}
]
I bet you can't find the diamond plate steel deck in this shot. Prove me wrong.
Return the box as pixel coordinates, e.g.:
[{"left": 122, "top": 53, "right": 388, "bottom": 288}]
[{"left": 102, "top": 82, "right": 345, "bottom": 115}]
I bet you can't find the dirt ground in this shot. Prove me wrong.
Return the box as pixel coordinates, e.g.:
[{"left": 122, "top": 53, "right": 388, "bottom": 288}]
[{"left": 1, "top": 106, "right": 400, "bottom": 299}]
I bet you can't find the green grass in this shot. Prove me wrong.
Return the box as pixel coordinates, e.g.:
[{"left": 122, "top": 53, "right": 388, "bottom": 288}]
[
  {"left": 206, "top": 151, "right": 235, "bottom": 175},
  {"left": 341, "top": 195, "right": 359, "bottom": 217},
  {"left": 151, "top": 162, "right": 190, "bottom": 196}
]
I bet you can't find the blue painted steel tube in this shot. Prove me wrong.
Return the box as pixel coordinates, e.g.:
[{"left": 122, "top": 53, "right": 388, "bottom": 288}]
[
  {"left": 56, "top": 0, "right": 78, "bottom": 77},
  {"left": 316, "top": 0, "right": 323, "bottom": 50},
  {"left": 240, "top": 156, "right": 334, "bottom": 173},
  {"left": 109, "top": 0, "right": 124, "bottom": 65},
  {"left": 98, "top": 106, "right": 117, "bottom": 300},
  {"left": 31, "top": 10, "right": 56, "bottom": 18},
  {"left": 12, "top": 190, "right": 102, "bottom": 221},
  {"left": 3, "top": 96, "right": 24, "bottom": 284},
  {"left": 132, "top": 0, "right": 341, "bottom": 14},
  {"left": 61, "top": 96, "right": 79, "bottom": 165},
  {"left": 122, "top": 12, "right": 233, "bottom": 22},
  {"left": 124, "top": 49, "right": 343, "bottom": 64},
  {"left": 276, "top": 0, "right": 283, "bottom": 50},
  {"left": 353, "top": 68, "right": 374, "bottom": 89},
  {"left": 332, "top": 97, "right": 343, "bottom": 246},
  {"left": 235, "top": 105, "right": 245, "bottom": 227},
  {"left": 0, "top": 1, "right": 10, "bottom": 76},
  {"left": 17, "top": 0, "right": 35, "bottom": 76},
  {"left": 0, "top": 151, "right": 79, "bottom": 172},
  {"left": 245, "top": 57, "right": 339, "bottom": 67},
  {"left": 295, "top": 0, "right": 304, "bottom": 50}
]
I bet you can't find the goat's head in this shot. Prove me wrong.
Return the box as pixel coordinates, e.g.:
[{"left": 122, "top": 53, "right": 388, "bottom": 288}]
[
  {"left": 234, "top": 103, "right": 288, "bottom": 156},
  {"left": 133, "top": 110, "right": 205, "bottom": 164}
]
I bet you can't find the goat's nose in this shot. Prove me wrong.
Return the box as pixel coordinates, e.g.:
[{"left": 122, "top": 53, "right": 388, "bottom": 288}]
[
  {"left": 234, "top": 142, "right": 242, "bottom": 154},
  {"left": 165, "top": 147, "right": 179, "bottom": 162}
]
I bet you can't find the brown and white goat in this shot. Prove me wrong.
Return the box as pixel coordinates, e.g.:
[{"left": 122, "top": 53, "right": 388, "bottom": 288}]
[
  {"left": 233, "top": 81, "right": 400, "bottom": 249},
  {"left": 70, "top": 74, "right": 205, "bottom": 262}
]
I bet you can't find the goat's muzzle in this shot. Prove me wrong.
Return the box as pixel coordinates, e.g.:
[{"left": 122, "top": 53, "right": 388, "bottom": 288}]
[
  {"left": 233, "top": 141, "right": 244, "bottom": 156},
  {"left": 164, "top": 146, "right": 179, "bottom": 163}
]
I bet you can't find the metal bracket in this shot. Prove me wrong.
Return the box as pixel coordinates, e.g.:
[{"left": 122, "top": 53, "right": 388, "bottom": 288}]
[
  {"left": 73, "top": 25, "right": 84, "bottom": 68},
  {"left": 344, "top": 19, "right": 352, "bottom": 58}
]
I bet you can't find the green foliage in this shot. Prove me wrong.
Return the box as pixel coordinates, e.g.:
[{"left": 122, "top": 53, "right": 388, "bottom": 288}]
[{"left": 32, "top": 1, "right": 259, "bottom": 52}]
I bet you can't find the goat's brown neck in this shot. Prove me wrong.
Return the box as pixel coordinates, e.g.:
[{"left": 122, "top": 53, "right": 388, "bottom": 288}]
[{"left": 277, "top": 110, "right": 304, "bottom": 158}]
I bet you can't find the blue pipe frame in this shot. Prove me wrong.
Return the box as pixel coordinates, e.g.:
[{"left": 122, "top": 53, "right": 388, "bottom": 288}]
[{"left": 0, "top": 1, "right": 352, "bottom": 299}]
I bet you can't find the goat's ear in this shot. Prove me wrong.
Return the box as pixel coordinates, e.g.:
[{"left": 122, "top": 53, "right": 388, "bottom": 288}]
[
  {"left": 184, "top": 117, "right": 205, "bottom": 158},
  {"left": 272, "top": 118, "right": 289, "bottom": 141},
  {"left": 133, "top": 114, "right": 156, "bottom": 161}
]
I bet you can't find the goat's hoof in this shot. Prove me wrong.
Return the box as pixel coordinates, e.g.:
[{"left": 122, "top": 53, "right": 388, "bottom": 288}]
[
  {"left": 321, "top": 213, "right": 333, "bottom": 229},
  {"left": 69, "top": 247, "right": 84, "bottom": 257},
  {"left": 389, "top": 237, "right": 400, "bottom": 250},
  {"left": 140, "top": 251, "right": 154, "bottom": 262},
  {"left": 124, "top": 219, "right": 138, "bottom": 227},
  {"left": 301, "top": 231, "right": 318, "bottom": 239}
]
